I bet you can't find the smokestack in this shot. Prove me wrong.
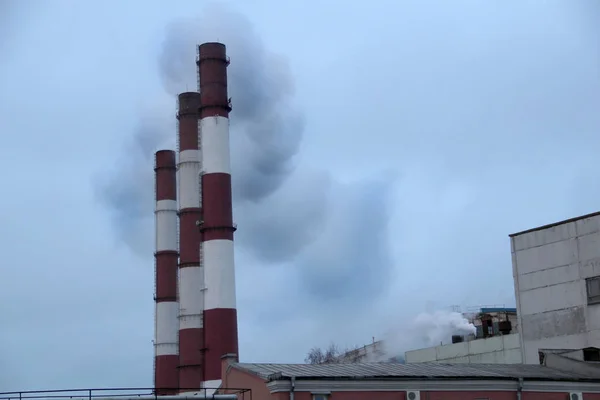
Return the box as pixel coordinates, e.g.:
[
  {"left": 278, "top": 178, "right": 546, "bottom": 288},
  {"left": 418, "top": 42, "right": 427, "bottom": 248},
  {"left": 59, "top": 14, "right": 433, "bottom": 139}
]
[
  {"left": 197, "top": 42, "right": 239, "bottom": 388},
  {"left": 176, "top": 92, "right": 205, "bottom": 391},
  {"left": 154, "top": 150, "right": 179, "bottom": 394}
]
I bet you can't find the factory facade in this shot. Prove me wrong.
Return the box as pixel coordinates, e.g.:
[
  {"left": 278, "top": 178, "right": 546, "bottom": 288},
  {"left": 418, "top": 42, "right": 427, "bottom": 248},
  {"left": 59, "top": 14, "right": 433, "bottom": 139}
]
[
  {"left": 219, "top": 355, "right": 600, "bottom": 400},
  {"left": 405, "top": 307, "right": 522, "bottom": 364},
  {"left": 511, "top": 212, "right": 600, "bottom": 365},
  {"left": 217, "top": 214, "right": 600, "bottom": 397},
  {"left": 405, "top": 212, "right": 600, "bottom": 368},
  {"left": 149, "top": 40, "right": 600, "bottom": 399}
]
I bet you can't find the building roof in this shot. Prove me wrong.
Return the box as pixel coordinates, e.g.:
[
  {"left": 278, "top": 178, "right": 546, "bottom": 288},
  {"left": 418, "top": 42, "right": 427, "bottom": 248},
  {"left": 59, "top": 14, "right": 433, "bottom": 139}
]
[
  {"left": 479, "top": 307, "right": 517, "bottom": 313},
  {"left": 233, "top": 362, "right": 598, "bottom": 381},
  {"left": 509, "top": 211, "right": 600, "bottom": 237}
]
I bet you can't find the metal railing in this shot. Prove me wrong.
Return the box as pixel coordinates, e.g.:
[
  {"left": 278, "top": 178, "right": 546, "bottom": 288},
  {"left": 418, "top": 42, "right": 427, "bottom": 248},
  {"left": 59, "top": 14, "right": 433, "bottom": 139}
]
[{"left": 0, "top": 388, "right": 251, "bottom": 400}]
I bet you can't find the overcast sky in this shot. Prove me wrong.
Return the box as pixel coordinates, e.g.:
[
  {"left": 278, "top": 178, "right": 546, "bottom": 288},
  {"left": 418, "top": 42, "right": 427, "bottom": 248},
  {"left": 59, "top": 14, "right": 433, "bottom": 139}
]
[{"left": 1, "top": 0, "right": 599, "bottom": 392}]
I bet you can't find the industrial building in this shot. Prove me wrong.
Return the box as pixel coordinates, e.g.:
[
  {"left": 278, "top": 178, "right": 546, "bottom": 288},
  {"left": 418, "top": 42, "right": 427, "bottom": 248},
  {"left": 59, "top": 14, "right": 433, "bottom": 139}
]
[
  {"left": 337, "top": 307, "right": 519, "bottom": 364},
  {"left": 405, "top": 212, "right": 600, "bottom": 369},
  {"left": 511, "top": 211, "right": 600, "bottom": 365},
  {"left": 405, "top": 306, "right": 522, "bottom": 364},
  {"left": 149, "top": 41, "right": 600, "bottom": 398},
  {"left": 218, "top": 355, "right": 600, "bottom": 399}
]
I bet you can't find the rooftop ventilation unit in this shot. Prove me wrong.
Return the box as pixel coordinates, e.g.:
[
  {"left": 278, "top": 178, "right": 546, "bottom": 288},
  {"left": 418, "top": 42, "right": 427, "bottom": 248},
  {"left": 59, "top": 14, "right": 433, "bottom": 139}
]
[{"left": 406, "top": 391, "right": 420, "bottom": 400}]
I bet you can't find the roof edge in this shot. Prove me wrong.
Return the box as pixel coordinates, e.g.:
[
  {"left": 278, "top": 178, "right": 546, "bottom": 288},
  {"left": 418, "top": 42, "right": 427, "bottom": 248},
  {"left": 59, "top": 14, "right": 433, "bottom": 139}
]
[
  {"left": 509, "top": 211, "right": 600, "bottom": 238},
  {"left": 230, "top": 364, "right": 269, "bottom": 381}
]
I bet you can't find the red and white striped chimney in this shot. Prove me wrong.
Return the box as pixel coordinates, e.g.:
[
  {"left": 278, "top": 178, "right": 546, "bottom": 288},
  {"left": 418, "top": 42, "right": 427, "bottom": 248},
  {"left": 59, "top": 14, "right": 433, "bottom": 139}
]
[
  {"left": 154, "top": 150, "right": 179, "bottom": 395},
  {"left": 197, "top": 42, "right": 239, "bottom": 389},
  {"left": 176, "top": 92, "right": 205, "bottom": 392}
]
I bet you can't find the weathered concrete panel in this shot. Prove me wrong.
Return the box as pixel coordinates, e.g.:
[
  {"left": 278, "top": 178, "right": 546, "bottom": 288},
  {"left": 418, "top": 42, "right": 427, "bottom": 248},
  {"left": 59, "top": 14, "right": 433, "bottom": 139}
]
[
  {"left": 503, "top": 348, "right": 523, "bottom": 363},
  {"left": 445, "top": 355, "right": 470, "bottom": 363},
  {"left": 519, "top": 281, "right": 584, "bottom": 315},
  {"left": 405, "top": 334, "right": 521, "bottom": 365},
  {"left": 521, "top": 307, "right": 587, "bottom": 341},
  {"left": 405, "top": 346, "right": 436, "bottom": 363},
  {"left": 577, "top": 231, "right": 600, "bottom": 262},
  {"left": 469, "top": 351, "right": 498, "bottom": 363},
  {"left": 517, "top": 264, "right": 579, "bottom": 291},
  {"left": 587, "top": 304, "right": 600, "bottom": 331},
  {"left": 469, "top": 336, "right": 503, "bottom": 354},
  {"left": 580, "top": 257, "right": 600, "bottom": 279},
  {"left": 515, "top": 239, "right": 578, "bottom": 274},
  {"left": 436, "top": 342, "right": 468, "bottom": 360},
  {"left": 523, "top": 333, "right": 588, "bottom": 364},
  {"left": 587, "top": 328, "right": 600, "bottom": 345},
  {"left": 512, "top": 222, "right": 576, "bottom": 252},
  {"left": 503, "top": 333, "right": 521, "bottom": 349},
  {"left": 576, "top": 215, "right": 600, "bottom": 236}
]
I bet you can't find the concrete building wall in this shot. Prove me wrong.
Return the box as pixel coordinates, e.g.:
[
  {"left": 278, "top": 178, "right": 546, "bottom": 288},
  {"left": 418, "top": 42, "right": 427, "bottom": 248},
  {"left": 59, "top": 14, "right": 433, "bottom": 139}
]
[
  {"left": 511, "top": 213, "right": 600, "bottom": 364},
  {"left": 338, "top": 340, "right": 402, "bottom": 363},
  {"left": 405, "top": 333, "right": 522, "bottom": 364}
]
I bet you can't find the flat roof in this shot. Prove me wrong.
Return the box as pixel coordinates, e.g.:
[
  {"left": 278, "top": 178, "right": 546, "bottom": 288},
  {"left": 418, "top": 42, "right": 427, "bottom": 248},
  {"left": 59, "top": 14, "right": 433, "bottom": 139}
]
[
  {"left": 509, "top": 211, "right": 600, "bottom": 238},
  {"left": 480, "top": 307, "right": 517, "bottom": 313},
  {"left": 233, "top": 362, "right": 598, "bottom": 381}
]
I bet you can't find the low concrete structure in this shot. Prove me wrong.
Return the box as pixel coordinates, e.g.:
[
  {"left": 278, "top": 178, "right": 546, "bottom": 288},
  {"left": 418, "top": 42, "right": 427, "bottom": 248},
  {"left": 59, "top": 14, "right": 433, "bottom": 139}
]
[
  {"left": 405, "top": 212, "right": 600, "bottom": 368},
  {"left": 541, "top": 350, "right": 600, "bottom": 378},
  {"left": 405, "top": 333, "right": 522, "bottom": 364},
  {"left": 337, "top": 340, "right": 403, "bottom": 363}
]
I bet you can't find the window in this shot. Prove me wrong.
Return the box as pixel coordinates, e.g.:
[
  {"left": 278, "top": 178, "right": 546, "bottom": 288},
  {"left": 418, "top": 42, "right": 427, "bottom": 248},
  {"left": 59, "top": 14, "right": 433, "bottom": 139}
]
[
  {"left": 583, "top": 347, "right": 600, "bottom": 362},
  {"left": 312, "top": 395, "right": 329, "bottom": 400},
  {"left": 586, "top": 276, "right": 600, "bottom": 305}
]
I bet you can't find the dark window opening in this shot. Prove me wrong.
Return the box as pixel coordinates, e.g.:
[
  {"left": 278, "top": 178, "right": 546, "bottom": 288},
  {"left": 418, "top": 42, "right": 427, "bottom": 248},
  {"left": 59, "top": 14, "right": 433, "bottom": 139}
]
[
  {"left": 583, "top": 347, "right": 600, "bottom": 362},
  {"left": 586, "top": 276, "right": 600, "bottom": 305}
]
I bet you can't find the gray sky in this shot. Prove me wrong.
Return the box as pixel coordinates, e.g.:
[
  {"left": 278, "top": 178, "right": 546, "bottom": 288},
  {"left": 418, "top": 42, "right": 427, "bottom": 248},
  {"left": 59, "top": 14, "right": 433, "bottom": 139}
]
[{"left": 1, "top": 0, "right": 599, "bottom": 391}]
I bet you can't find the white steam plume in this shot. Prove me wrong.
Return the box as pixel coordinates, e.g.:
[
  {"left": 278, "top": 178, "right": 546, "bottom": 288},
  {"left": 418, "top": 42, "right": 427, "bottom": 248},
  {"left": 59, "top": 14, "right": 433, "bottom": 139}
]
[{"left": 379, "top": 310, "right": 476, "bottom": 360}]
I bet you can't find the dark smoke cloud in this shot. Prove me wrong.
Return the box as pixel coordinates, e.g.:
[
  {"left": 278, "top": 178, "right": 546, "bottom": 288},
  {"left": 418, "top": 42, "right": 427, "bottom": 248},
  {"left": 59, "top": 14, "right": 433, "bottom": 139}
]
[
  {"left": 95, "top": 107, "right": 171, "bottom": 256},
  {"left": 158, "top": 3, "right": 303, "bottom": 202},
  {"left": 235, "top": 170, "right": 398, "bottom": 307},
  {"left": 297, "top": 174, "right": 397, "bottom": 305},
  {"left": 98, "top": 2, "right": 397, "bottom": 307},
  {"left": 234, "top": 169, "right": 333, "bottom": 263}
]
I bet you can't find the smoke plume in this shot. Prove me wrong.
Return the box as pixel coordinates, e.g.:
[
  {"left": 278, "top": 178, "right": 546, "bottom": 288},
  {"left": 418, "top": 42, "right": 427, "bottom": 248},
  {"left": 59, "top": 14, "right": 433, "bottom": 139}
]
[
  {"left": 411, "top": 310, "right": 476, "bottom": 345},
  {"left": 158, "top": 3, "right": 303, "bottom": 202},
  {"left": 296, "top": 174, "right": 397, "bottom": 303},
  {"left": 95, "top": 103, "right": 172, "bottom": 255},
  {"left": 381, "top": 310, "right": 477, "bottom": 359},
  {"left": 98, "top": 2, "right": 397, "bottom": 309}
]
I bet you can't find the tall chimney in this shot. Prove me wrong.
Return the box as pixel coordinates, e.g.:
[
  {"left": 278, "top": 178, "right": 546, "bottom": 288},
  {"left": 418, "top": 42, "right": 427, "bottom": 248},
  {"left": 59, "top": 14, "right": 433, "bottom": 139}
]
[
  {"left": 197, "top": 42, "right": 239, "bottom": 389},
  {"left": 176, "top": 92, "right": 205, "bottom": 392},
  {"left": 154, "top": 150, "right": 179, "bottom": 394}
]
